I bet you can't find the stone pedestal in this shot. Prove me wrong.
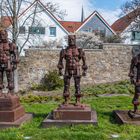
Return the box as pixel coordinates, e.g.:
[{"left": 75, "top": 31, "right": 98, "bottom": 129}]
[
  {"left": 113, "top": 110, "right": 140, "bottom": 125},
  {"left": 42, "top": 104, "right": 97, "bottom": 128},
  {"left": 0, "top": 95, "right": 32, "bottom": 128}
]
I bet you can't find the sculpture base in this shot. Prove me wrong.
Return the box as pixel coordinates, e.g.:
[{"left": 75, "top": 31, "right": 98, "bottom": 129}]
[
  {"left": 0, "top": 95, "right": 33, "bottom": 128},
  {"left": 113, "top": 110, "right": 140, "bottom": 125},
  {"left": 0, "top": 106, "right": 25, "bottom": 122},
  {"left": 0, "top": 113, "right": 33, "bottom": 129},
  {"left": 128, "top": 110, "right": 140, "bottom": 120},
  {"left": 42, "top": 104, "right": 97, "bottom": 128},
  {"left": 0, "top": 95, "right": 20, "bottom": 111}
]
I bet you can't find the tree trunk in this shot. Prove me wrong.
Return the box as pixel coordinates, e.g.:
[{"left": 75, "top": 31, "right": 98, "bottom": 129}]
[
  {"left": 12, "top": 0, "right": 18, "bottom": 44},
  {"left": 14, "top": 69, "right": 19, "bottom": 93},
  {"left": 12, "top": 0, "right": 19, "bottom": 92}
]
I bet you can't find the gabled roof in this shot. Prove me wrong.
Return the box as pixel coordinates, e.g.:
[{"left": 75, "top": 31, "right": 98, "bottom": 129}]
[
  {"left": 76, "top": 10, "right": 116, "bottom": 34},
  {"left": 0, "top": 0, "right": 37, "bottom": 29},
  {"left": 1, "top": 0, "right": 115, "bottom": 35},
  {"left": 111, "top": 10, "right": 138, "bottom": 33},
  {"left": 59, "top": 21, "right": 82, "bottom": 33},
  {"left": 111, "top": 17, "right": 131, "bottom": 33},
  {"left": 0, "top": 0, "right": 69, "bottom": 34},
  {"left": 59, "top": 11, "right": 116, "bottom": 34},
  {"left": 18, "top": 0, "right": 69, "bottom": 34}
]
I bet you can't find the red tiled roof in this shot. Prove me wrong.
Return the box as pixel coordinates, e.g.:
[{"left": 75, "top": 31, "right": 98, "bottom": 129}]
[
  {"left": 0, "top": 0, "right": 36, "bottom": 29},
  {"left": 0, "top": 0, "right": 69, "bottom": 33},
  {"left": 59, "top": 21, "right": 82, "bottom": 33},
  {"left": 0, "top": 16, "right": 12, "bottom": 28},
  {"left": 111, "top": 16, "right": 132, "bottom": 33},
  {"left": 111, "top": 10, "right": 138, "bottom": 33},
  {"left": 0, "top": 0, "right": 114, "bottom": 35}
]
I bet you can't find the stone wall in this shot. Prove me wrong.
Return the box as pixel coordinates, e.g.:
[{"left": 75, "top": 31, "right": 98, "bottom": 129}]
[{"left": 18, "top": 44, "right": 135, "bottom": 90}]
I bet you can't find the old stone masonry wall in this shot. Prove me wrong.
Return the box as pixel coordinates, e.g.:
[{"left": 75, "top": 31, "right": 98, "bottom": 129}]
[{"left": 18, "top": 44, "right": 134, "bottom": 90}]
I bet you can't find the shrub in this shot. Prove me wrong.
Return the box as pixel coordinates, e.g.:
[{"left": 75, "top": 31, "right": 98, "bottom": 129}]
[
  {"left": 103, "top": 35, "right": 122, "bottom": 43},
  {"left": 30, "top": 83, "right": 47, "bottom": 91},
  {"left": 43, "top": 70, "right": 63, "bottom": 91},
  {"left": 30, "top": 70, "right": 63, "bottom": 91},
  {"left": 20, "top": 94, "right": 49, "bottom": 103},
  {"left": 20, "top": 94, "right": 62, "bottom": 103}
]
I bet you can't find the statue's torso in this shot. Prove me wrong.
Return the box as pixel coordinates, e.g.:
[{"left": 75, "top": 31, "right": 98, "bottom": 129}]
[
  {"left": 64, "top": 47, "right": 80, "bottom": 70},
  {"left": 0, "top": 43, "right": 11, "bottom": 64}
]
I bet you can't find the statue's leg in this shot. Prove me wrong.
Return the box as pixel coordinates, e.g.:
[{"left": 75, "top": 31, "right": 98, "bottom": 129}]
[
  {"left": 63, "top": 75, "right": 71, "bottom": 105},
  {"left": 6, "top": 70, "right": 14, "bottom": 95},
  {"left": 74, "top": 75, "right": 82, "bottom": 105},
  {"left": 132, "top": 85, "right": 140, "bottom": 113},
  {"left": 0, "top": 70, "right": 4, "bottom": 96}
]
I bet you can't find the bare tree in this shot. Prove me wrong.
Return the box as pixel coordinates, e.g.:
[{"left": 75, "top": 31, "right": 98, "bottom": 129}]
[
  {"left": 0, "top": 0, "right": 66, "bottom": 92},
  {"left": 121, "top": 0, "right": 140, "bottom": 31},
  {"left": 45, "top": 2, "right": 67, "bottom": 20},
  {"left": 0, "top": 0, "right": 66, "bottom": 54},
  {"left": 0, "top": 0, "right": 31, "bottom": 44},
  {"left": 73, "top": 32, "right": 102, "bottom": 49}
]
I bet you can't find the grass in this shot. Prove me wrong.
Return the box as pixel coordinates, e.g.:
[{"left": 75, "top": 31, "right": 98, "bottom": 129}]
[
  {"left": 20, "top": 80, "right": 134, "bottom": 99},
  {"left": 1, "top": 95, "right": 140, "bottom": 140},
  {"left": 81, "top": 80, "right": 134, "bottom": 96}
]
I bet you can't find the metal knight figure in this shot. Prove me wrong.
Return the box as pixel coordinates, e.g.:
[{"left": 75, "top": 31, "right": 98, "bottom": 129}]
[
  {"left": 0, "top": 29, "right": 18, "bottom": 96},
  {"left": 129, "top": 53, "right": 140, "bottom": 114},
  {"left": 57, "top": 35, "right": 88, "bottom": 105}
]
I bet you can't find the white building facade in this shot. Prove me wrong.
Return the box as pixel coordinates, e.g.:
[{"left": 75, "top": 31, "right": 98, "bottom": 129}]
[
  {"left": 6, "top": 0, "right": 115, "bottom": 55},
  {"left": 8, "top": 1, "right": 69, "bottom": 55},
  {"left": 111, "top": 12, "right": 140, "bottom": 45}
]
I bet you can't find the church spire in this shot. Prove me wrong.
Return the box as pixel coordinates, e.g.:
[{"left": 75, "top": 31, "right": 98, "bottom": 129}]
[{"left": 81, "top": 6, "right": 85, "bottom": 22}]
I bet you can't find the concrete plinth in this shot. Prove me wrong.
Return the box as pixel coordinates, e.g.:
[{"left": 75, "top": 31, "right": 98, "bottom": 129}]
[
  {"left": 0, "top": 95, "right": 33, "bottom": 128},
  {"left": 0, "top": 113, "right": 33, "bottom": 129},
  {"left": 42, "top": 104, "right": 97, "bottom": 128},
  {"left": 113, "top": 110, "right": 140, "bottom": 125}
]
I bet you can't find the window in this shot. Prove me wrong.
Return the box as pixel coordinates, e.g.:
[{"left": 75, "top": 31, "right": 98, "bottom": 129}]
[
  {"left": 83, "top": 29, "right": 89, "bottom": 32},
  {"left": 29, "top": 27, "right": 45, "bottom": 34},
  {"left": 100, "top": 29, "right": 106, "bottom": 38},
  {"left": 132, "top": 31, "right": 140, "bottom": 40},
  {"left": 88, "top": 27, "right": 92, "bottom": 32},
  {"left": 83, "top": 28, "right": 92, "bottom": 32},
  {"left": 49, "top": 27, "right": 56, "bottom": 36},
  {"left": 19, "top": 26, "right": 25, "bottom": 34}
]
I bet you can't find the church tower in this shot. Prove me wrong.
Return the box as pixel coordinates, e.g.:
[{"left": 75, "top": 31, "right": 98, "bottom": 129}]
[{"left": 81, "top": 6, "right": 85, "bottom": 22}]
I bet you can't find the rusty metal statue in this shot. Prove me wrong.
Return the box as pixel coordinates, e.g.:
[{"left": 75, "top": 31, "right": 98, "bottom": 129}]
[
  {"left": 0, "top": 29, "right": 18, "bottom": 97},
  {"left": 57, "top": 35, "right": 88, "bottom": 105},
  {"left": 129, "top": 53, "right": 140, "bottom": 115}
]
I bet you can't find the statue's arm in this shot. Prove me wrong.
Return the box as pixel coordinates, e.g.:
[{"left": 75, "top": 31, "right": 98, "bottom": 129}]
[
  {"left": 80, "top": 49, "right": 88, "bottom": 76},
  {"left": 57, "top": 49, "right": 64, "bottom": 76},
  {"left": 129, "top": 57, "right": 137, "bottom": 84},
  {"left": 10, "top": 42, "right": 19, "bottom": 69}
]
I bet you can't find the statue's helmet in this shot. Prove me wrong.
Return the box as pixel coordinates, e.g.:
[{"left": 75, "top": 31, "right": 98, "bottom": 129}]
[
  {"left": 0, "top": 29, "right": 8, "bottom": 42},
  {"left": 68, "top": 35, "right": 76, "bottom": 46}
]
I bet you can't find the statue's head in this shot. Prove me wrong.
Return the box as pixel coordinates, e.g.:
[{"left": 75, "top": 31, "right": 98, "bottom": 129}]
[
  {"left": 0, "top": 29, "right": 8, "bottom": 42},
  {"left": 68, "top": 35, "right": 76, "bottom": 47}
]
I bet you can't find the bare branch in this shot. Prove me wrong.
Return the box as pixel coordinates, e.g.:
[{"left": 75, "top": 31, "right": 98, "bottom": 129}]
[
  {"left": 0, "top": 0, "right": 67, "bottom": 54},
  {"left": 6, "top": 0, "right": 13, "bottom": 14},
  {"left": 121, "top": 0, "right": 140, "bottom": 31},
  {"left": 45, "top": 2, "right": 67, "bottom": 20},
  {"left": 19, "top": 2, "right": 38, "bottom": 54}
]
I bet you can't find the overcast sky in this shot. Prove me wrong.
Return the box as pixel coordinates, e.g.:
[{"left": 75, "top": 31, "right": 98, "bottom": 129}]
[{"left": 39, "top": 0, "right": 129, "bottom": 25}]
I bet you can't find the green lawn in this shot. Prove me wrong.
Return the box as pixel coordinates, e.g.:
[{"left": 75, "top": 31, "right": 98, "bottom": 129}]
[{"left": 0, "top": 96, "right": 140, "bottom": 140}]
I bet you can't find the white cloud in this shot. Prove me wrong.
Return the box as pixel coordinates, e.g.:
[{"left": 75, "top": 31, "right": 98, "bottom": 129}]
[
  {"left": 41, "top": 0, "right": 94, "bottom": 21},
  {"left": 97, "top": 8, "right": 121, "bottom": 25},
  {"left": 38, "top": 0, "right": 121, "bottom": 25},
  {"left": 48, "top": 0, "right": 121, "bottom": 25}
]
